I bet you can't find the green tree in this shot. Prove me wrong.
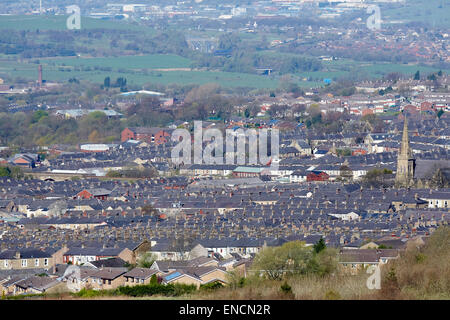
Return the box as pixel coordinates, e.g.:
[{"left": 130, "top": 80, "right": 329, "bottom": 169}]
[
  {"left": 31, "top": 110, "right": 49, "bottom": 123},
  {"left": 414, "top": 70, "right": 420, "bottom": 80},
  {"left": 252, "top": 241, "right": 313, "bottom": 280},
  {"left": 0, "top": 166, "right": 11, "bottom": 177},
  {"left": 137, "top": 252, "right": 157, "bottom": 268},
  {"left": 104, "top": 76, "right": 110, "bottom": 88},
  {"left": 150, "top": 274, "right": 158, "bottom": 285},
  {"left": 313, "top": 238, "right": 326, "bottom": 254}
]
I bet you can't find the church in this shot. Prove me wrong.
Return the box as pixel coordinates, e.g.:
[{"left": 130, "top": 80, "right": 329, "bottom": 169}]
[
  {"left": 395, "top": 116, "right": 416, "bottom": 188},
  {"left": 395, "top": 116, "right": 449, "bottom": 188}
]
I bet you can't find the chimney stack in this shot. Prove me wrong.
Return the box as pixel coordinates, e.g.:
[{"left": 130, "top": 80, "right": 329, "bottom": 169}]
[{"left": 38, "top": 65, "right": 43, "bottom": 87}]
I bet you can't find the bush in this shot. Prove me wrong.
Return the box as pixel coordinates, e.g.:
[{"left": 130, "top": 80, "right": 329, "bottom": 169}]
[
  {"left": 116, "top": 283, "right": 196, "bottom": 297},
  {"left": 324, "top": 290, "right": 341, "bottom": 300},
  {"left": 200, "top": 281, "right": 224, "bottom": 291},
  {"left": 74, "top": 288, "right": 114, "bottom": 298},
  {"left": 280, "top": 281, "right": 292, "bottom": 294}
]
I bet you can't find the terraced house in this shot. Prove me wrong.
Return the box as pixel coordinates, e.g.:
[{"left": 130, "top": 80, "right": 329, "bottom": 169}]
[{"left": 0, "top": 248, "right": 53, "bottom": 270}]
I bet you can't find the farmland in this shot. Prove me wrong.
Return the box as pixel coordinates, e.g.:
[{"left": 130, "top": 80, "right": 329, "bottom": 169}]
[
  {"left": 0, "top": 14, "right": 149, "bottom": 31},
  {"left": 0, "top": 55, "right": 286, "bottom": 89},
  {"left": 0, "top": 14, "right": 448, "bottom": 90}
]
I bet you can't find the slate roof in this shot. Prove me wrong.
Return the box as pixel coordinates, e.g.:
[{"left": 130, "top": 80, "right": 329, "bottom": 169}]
[{"left": 123, "top": 268, "right": 159, "bottom": 279}]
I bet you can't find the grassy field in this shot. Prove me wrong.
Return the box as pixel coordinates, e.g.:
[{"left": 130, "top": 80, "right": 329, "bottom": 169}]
[
  {"left": 0, "top": 56, "right": 286, "bottom": 88},
  {"left": 0, "top": 13, "right": 447, "bottom": 89},
  {"left": 382, "top": 0, "right": 450, "bottom": 27},
  {"left": 1, "top": 53, "right": 444, "bottom": 89},
  {"left": 261, "top": 50, "right": 449, "bottom": 81},
  {"left": 47, "top": 54, "right": 193, "bottom": 70},
  {"left": 0, "top": 14, "right": 150, "bottom": 31}
]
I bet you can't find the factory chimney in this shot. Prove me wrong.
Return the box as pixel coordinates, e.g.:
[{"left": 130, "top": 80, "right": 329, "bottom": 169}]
[{"left": 38, "top": 65, "right": 43, "bottom": 87}]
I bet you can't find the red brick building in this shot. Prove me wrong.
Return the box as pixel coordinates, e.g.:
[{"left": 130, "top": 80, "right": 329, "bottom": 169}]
[
  {"left": 121, "top": 127, "right": 172, "bottom": 144},
  {"left": 352, "top": 148, "right": 368, "bottom": 156},
  {"left": 76, "top": 188, "right": 111, "bottom": 200},
  {"left": 306, "top": 171, "right": 329, "bottom": 182}
]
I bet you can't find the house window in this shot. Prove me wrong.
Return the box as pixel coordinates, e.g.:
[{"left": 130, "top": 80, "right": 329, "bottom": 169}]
[
  {"left": 35, "top": 259, "right": 39, "bottom": 267},
  {"left": 44, "top": 258, "right": 49, "bottom": 266},
  {"left": 22, "top": 259, "right": 27, "bottom": 267}
]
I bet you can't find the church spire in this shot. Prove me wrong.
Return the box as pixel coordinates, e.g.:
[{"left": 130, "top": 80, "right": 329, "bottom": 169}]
[
  {"left": 400, "top": 115, "right": 411, "bottom": 157},
  {"left": 395, "top": 114, "right": 415, "bottom": 188}
]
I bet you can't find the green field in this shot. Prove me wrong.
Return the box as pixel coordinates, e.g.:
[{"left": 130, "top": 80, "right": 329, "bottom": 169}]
[
  {"left": 48, "top": 54, "right": 193, "bottom": 70},
  {"left": 0, "top": 14, "right": 150, "bottom": 31},
  {"left": 1, "top": 53, "right": 445, "bottom": 89},
  {"left": 0, "top": 13, "right": 447, "bottom": 90},
  {"left": 0, "top": 55, "right": 287, "bottom": 89},
  {"left": 382, "top": 0, "right": 450, "bottom": 27}
]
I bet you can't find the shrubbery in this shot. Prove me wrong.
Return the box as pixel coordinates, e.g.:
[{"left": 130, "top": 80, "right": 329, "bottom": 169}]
[
  {"left": 200, "top": 281, "right": 224, "bottom": 291},
  {"left": 116, "top": 283, "right": 196, "bottom": 297}
]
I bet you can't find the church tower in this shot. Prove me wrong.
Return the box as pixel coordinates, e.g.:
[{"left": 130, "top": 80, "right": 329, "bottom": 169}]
[{"left": 395, "top": 116, "right": 415, "bottom": 187}]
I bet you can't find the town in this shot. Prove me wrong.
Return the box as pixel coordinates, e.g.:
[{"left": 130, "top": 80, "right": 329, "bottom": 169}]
[
  {"left": 0, "top": 74, "right": 448, "bottom": 296},
  {"left": 0, "top": 0, "right": 448, "bottom": 301}
]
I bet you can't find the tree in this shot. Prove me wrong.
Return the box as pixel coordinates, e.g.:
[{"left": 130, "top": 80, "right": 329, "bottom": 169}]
[
  {"left": 252, "top": 241, "right": 314, "bottom": 280},
  {"left": 115, "top": 77, "right": 127, "bottom": 88},
  {"left": 313, "top": 238, "right": 326, "bottom": 254},
  {"left": 137, "top": 252, "right": 157, "bottom": 268},
  {"left": 88, "top": 130, "right": 100, "bottom": 143},
  {"left": 362, "top": 168, "right": 394, "bottom": 188},
  {"left": 150, "top": 274, "right": 160, "bottom": 285},
  {"left": 104, "top": 76, "right": 110, "bottom": 88},
  {"left": 414, "top": 70, "right": 420, "bottom": 80},
  {"left": 31, "top": 110, "right": 48, "bottom": 123},
  {"left": 0, "top": 166, "right": 11, "bottom": 177}
]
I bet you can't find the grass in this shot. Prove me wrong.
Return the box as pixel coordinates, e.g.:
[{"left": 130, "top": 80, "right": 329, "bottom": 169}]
[
  {"left": 382, "top": 0, "right": 450, "bottom": 28},
  {"left": 0, "top": 56, "right": 285, "bottom": 88},
  {"left": 193, "top": 273, "right": 375, "bottom": 300},
  {"left": 0, "top": 15, "right": 151, "bottom": 32},
  {"left": 45, "top": 55, "right": 193, "bottom": 70}
]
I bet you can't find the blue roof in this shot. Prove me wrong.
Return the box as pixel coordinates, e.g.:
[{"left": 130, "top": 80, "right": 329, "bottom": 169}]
[{"left": 164, "top": 272, "right": 181, "bottom": 281}]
